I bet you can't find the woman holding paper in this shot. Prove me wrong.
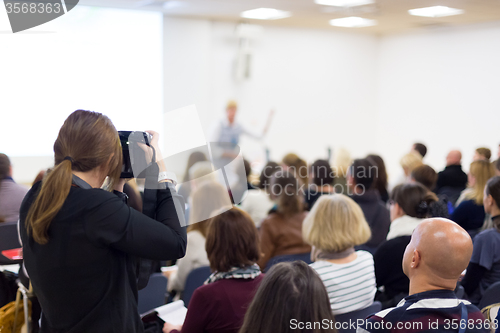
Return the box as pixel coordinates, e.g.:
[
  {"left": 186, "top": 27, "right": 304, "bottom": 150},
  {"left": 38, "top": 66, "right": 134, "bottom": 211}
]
[{"left": 163, "top": 207, "right": 264, "bottom": 333}]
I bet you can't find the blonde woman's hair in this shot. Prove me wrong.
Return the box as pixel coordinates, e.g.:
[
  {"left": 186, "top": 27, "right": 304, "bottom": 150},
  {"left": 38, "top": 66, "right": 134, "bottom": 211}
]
[
  {"left": 302, "top": 194, "right": 371, "bottom": 252},
  {"left": 400, "top": 152, "right": 423, "bottom": 174},
  {"left": 333, "top": 147, "right": 352, "bottom": 179},
  {"left": 465, "top": 160, "right": 496, "bottom": 205},
  {"left": 189, "top": 161, "right": 216, "bottom": 187},
  {"left": 188, "top": 181, "right": 232, "bottom": 236}
]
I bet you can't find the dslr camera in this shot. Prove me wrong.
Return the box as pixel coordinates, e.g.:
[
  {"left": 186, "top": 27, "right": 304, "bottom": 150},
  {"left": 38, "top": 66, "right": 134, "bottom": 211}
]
[{"left": 118, "top": 131, "right": 154, "bottom": 179}]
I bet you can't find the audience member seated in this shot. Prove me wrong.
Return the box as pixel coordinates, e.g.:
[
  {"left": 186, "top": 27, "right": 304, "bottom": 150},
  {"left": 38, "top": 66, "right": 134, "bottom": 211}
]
[
  {"left": 412, "top": 142, "right": 427, "bottom": 159},
  {"left": 496, "top": 158, "right": 500, "bottom": 176},
  {"left": 240, "top": 161, "right": 281, "bottom": 227},
  {"left": 462, "top": 176, "right": 500, "bottom": 305},
  {"left": 282, "top": 153, "right": 308, "bottom": 187},
  {"left": 367, "top": 154, "right": 389, "bottom": 203},
  {"left": 239, "top": 261, "right": 336, "bottom": 333},
  {"left": 184, "top": 161, "right": 218, "bottom": 220},
  {"left": 303, "top": 194, "right": 376, "bottom": 315},
  {"left": 452, "top": 160, "right": 495, "bottom": 238},
  {"left": 177, "top": 152, "right": 208, "bottom": 202},
  {"left": 474, "top": 147, "right": 492, "bottom": 162},
  {"left": 304, "top": 159, "right": 336, "bottom": 210},
  {"left": 243, "top": 159, "right": 257, "bottom": 190},
  {"left": 386, "top": 183, "right": 438, "bottom": 240},
  {"left": 434, "top": 150, "right": 468, "bottom": 205},
  {"left": 389, "top": 152, "right": 423, "bottom": 191},
  {"left": 163, "top": 207, "right": 264, "bottom": 333},
  {"left": 348, "top": 158, "right": 390, "bottom": 252},
  {"left": 373, "top": 235, "right": 411, "bottom": 309},
  {"left": 0, "top": 153, "right": 28, "bottom": 223},
  {"left": 32, "top": 170, "right": 46, "bottom": 186},
  {"left": 166, "top": 182, "right": 231, "bottom": 297},
  {"left": 359, "top": 218, "right": 488, "bottom": 333},
  {"left": 257, "top": 171, "right": 311, "bottom": 269},
  {"left": 410, "top": 164, "right": 449, "bottom": 218}
]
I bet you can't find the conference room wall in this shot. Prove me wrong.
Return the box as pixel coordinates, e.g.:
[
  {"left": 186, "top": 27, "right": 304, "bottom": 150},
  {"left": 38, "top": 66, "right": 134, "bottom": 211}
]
[
  {"left": 377, "top": 21, "right": 500, "bottom": 180},
  {"left": 163, "top": 17, "right": 379, "bottom": 172}
]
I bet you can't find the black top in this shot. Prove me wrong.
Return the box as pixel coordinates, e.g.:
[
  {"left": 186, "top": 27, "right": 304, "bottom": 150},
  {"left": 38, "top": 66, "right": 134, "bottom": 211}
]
[
  {"left": 450, "top": 199, "right": 486, "bottom": 231},
  {"left": 19, "top": 180, "right": 187, "bottom": 333},
  {"left": 435, "top": 165, "right": 468, "bottom": 193},
  {"left": 350, "top": 190, "right": 391, "bottom": 249},
  {"left": 374, "top": 236, "right": 411, "bottom": 299}
]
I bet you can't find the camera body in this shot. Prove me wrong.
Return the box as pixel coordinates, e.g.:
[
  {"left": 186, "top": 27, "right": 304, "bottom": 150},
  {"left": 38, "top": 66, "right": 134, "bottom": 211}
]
[{"left": 118, "top": 131, "right": 153, "bottom": 179}]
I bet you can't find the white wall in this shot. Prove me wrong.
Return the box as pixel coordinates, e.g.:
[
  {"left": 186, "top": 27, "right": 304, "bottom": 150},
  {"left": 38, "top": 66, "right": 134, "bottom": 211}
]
[
  {"left": 377, "top": 22, "right": 500, "bottom": 180},
  {"left": 163, "top": 18, "right": 379, "bottom": 172}
]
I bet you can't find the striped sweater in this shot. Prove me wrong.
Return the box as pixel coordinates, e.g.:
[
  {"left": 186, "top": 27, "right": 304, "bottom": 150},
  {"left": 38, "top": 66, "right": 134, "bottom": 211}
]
[
  {"left": 357, "top": 290, "right": 489, "bottom": 333},
  {"left": 310, "top": 250, "right": 377, "bottom": 315}
]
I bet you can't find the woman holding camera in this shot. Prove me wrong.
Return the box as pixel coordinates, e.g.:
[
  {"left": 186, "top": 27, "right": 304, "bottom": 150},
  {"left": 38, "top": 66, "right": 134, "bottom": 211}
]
[{"left": 19, "top": 110, "right": 187, "bottom": 333}]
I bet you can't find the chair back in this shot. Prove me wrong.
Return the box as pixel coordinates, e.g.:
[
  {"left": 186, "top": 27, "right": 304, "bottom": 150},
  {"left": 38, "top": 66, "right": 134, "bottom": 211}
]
[
  {"left": 335, "top": 301, "right": 382, "bottom": 333},
  {"left": 137, "top": 273, "right": 167, "bottom": 314},
  {"left": 479, "top": 281, "right": 500, "bottom": 310},
  {"left": 182, "top": 266, "right": 211, "bottom": 307},
  {"left": 265, "top": 252, "right": 312, "bottom": 272},
  {"left": 0, "top": 222, "right": 22, "bottom": 265}
]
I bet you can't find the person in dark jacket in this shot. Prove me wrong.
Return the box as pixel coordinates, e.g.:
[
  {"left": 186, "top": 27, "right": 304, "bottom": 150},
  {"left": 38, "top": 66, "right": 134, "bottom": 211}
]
[
  {"left": 19, "top": 110, "right": 187, "bottom": 333},
  {"left": 348, "top": 158, "right": 390, "bottom": 253},
  {"left": 435, "top": 150, "right": 468, "bottom": 205}
]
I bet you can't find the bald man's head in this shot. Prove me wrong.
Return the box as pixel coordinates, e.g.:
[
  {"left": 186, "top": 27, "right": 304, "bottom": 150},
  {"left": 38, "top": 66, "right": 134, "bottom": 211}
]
[
  {"left": 446, "top": 150, "right": 462, "bottom": 166},
  {"left": 403, "top": 219, "right": 472, "bottom": 285}
]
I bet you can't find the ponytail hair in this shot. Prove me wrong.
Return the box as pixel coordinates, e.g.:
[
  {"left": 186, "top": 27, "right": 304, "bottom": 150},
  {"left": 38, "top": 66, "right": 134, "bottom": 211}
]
[
  {"left": 390, "top": 183, "right": 438, "bottom": 219},
  {"left": 269, "top": 170, "right": 304, "bottom": 217},
  {"left": 26, "top": 110, "right": 122, "bottom": 244}
]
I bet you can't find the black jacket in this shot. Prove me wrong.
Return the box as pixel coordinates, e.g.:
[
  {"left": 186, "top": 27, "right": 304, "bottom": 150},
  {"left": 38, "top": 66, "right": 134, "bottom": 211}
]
[
  {"left": 19, "top": 180, "right": 187, "bottom": 333},
  {"left": 351, "top": 190, "right": 391, "bottom": 249},
  {"left": 435, "top": 165, "right": 468, "bottom": 192}
]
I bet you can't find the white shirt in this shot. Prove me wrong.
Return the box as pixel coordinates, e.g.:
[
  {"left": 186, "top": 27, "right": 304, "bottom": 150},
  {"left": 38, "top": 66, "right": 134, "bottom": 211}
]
[
  {"left": 167, "top": 230, "right": 209, "bottom": 292},
  {"left": 239, "top": 189, "right": 274, "bottom": 228},
  {"left": 386, "top": 215, "right": 425, "bottom": 240}
]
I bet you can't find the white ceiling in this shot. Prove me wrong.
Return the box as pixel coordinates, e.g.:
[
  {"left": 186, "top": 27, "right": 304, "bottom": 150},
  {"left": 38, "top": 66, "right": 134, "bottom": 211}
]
[{"left": 78, "top": 0, "right": 500, "bottom": 35}]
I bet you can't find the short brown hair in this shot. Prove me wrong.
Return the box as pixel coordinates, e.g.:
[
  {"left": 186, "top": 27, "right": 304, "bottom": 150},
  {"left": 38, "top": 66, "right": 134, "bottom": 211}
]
[
  {"left": 206, "top": 207, "right": 260, "bottom": 272},
  {"left": 0, "top": 153, "right": 10, "bottom": 180},
  {"left": 411, "top": 165, "right": 438, "bottom": 191},
  {"left": 476, "top": 147, "right": 492, "bottom": 161}
]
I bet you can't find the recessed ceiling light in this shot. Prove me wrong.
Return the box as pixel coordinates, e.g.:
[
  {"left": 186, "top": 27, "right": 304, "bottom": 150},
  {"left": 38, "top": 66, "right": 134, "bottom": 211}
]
[
  {"left": 329, "top": 16, "right": 377, "bottom": 28},
  {"left": 408, "top": 6, "right": 464, "bottom": 18},
  {"left": 240, "top": 8, "right": 291, "bottom": 20},
  {"left": 315, "top": 0, "right": 374, "bottom": 7}
]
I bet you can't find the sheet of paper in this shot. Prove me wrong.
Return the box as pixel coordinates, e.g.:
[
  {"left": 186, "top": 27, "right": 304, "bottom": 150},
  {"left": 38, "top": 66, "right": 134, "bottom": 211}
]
[{"left": 155, "top": 300, "right": 187, "bottom": 326}]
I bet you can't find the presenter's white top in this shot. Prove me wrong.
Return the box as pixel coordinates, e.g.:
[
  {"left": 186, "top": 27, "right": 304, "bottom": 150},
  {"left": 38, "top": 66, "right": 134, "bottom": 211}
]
[{"left": 209, "top": 118, "right": 262, "bottom": 145}]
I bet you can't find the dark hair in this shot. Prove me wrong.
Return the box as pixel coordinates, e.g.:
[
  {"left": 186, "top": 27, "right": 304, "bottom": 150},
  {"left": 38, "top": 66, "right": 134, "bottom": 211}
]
[
  {"left": 497, "top": 158, "right": 500, "bottom": 173},
  {"left": 350, "top": 158, "right": 376, "bottom": 190},
  {"left": 239, "top": 261, "right": 336, "bottom": 333},
  {"left": 0, "top": 154, "right": 11, "bottom": 192},
  {"left": 205, "top": 207, "right": 260, "bottom": 272},
  {"left": 476, "top": 147, "right": 492, "bottom": 161},
  {"left": 390, "top": 183, "right": 438, "bottom": 218},
  {"left": 26, "top": 110, "right": 123, "bottom": 244},
  {"left": 310, "top": 160, "right": 334, "bottom": 187},
  {"left": 182, "top": 151, "right": 207, "bottom": 182},
  {"left": 411, "top": 165, "right": 438, "bottom": 191},
  {"left": 367, "top": 154, "right": 388, "bottom": 200},
  {"left": 486, "top": 176, "right": 500, "bottom": 212},
  {"left": 243, "top": 159, "right": 251, "bottom": 179},
  {"left": 413, "top": 143, "right": 427, "bottom": 158},
  {"left": 270, "top": 170, "right": 304, "bottom": 216},
  {"left": 258, "top": 161, "right": 281, "bottom": 190}
]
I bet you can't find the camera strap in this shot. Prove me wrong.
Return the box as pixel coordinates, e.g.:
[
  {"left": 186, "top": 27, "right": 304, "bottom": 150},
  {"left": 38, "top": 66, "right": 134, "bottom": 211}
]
[{"left": 136, "top": 158, "right": 159, "bottom": 290}]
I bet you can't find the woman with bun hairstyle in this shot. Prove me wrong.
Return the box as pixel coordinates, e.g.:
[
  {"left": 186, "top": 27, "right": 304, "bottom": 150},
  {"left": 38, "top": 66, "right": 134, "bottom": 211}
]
[
  {"left": 386, "top": 182, "right": 438, "bottom": 240},
  {"left": 461, "top": 176, "right": 500, "bottom": 305},
  {"left": 19, "top": 110, "right": 187, "bottom": 333}
]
